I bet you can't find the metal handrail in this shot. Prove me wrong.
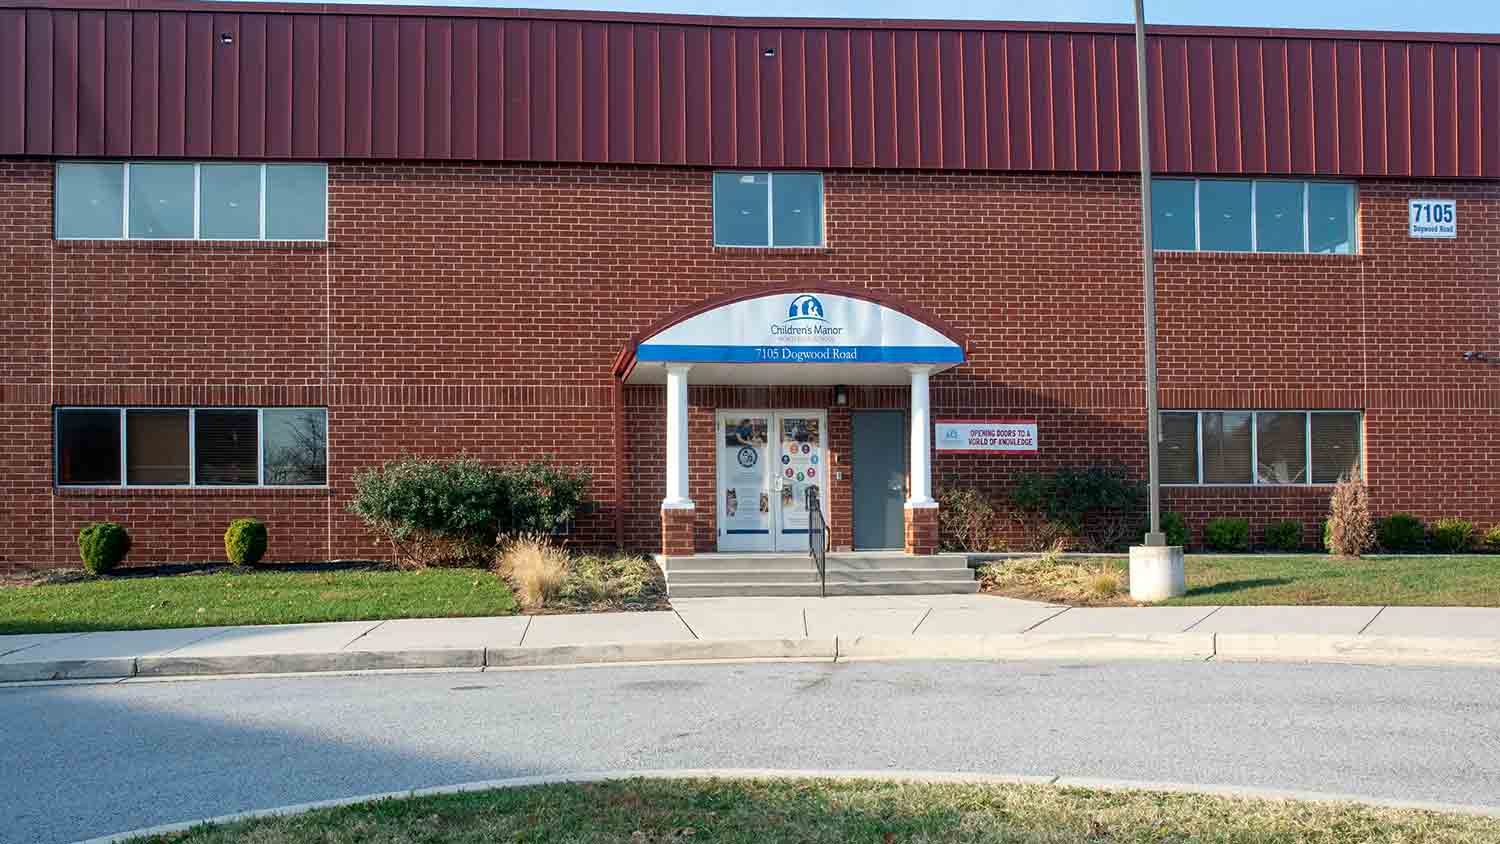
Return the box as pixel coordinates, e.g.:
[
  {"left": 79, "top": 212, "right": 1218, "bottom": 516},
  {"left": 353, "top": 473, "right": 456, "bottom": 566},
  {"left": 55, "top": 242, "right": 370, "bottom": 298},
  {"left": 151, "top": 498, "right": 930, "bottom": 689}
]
[{"left": 806, "top": 486, "right": 827, "bottom": 598}]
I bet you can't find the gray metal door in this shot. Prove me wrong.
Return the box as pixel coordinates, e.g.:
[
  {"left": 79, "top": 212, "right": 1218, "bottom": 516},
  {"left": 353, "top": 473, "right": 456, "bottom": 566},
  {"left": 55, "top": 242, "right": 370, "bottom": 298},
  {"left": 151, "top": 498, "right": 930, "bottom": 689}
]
[{"left": 851, "top": 411, "right": 906, "bottom": 550}]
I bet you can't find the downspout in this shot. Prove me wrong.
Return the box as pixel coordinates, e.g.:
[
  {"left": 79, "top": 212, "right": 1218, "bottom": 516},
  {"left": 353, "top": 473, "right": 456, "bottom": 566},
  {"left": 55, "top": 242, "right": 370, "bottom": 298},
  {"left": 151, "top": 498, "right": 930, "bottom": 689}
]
[{"left": 610, "top": 338, "right": 638, "bottom": 551}]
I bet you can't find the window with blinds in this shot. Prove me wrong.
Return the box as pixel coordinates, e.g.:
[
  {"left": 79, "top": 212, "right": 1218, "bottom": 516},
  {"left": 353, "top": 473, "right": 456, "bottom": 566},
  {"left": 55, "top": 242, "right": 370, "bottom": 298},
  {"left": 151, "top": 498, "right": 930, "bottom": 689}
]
[
  {"left": 54, "top": 407, "right": 327, "bottom": 487},
  {"left": 1162, "top": 410, "right": 1362, "bottom": 486}
]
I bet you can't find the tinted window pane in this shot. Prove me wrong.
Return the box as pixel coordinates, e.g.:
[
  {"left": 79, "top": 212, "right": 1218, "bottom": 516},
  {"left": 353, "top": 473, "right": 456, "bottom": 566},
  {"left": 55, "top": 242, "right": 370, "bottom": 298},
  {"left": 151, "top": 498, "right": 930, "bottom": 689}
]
[
  {"left": 1311, "top": 412, "right": 1362, "bottom": 483},
  {"left": 195, "top": 410, "right": 259, "bottom": 485},
  {"left": 128, "top": 163, "right": 196, "bottom": 238},
  {"left": 264, "top": 409, "right": 327, "bottom": 485},
  {"left": 56, "top": 163, "right": 124, "bottom": 239},
  {"left": 713, "top": 172, "right": 769, "bottom": 246},
  {"left": 200, "top": 164, "right": 261, "bottom": 239},
  {"left": 1151, "top": 179, "right": 1196, "bottom": 250},
  {"left": 1203, "top": 411, "right": 1253, "bottom": 484},
  {"left": 264, "top": 165, "right": 327, "bottom": 240},
  {"left": 126, "top": 409, "right": 190, "bottom": 485},
  {"left": 1198, "top": 180, "right": 1252, "bottom": 251},
  {"left": 770, "top": 173, "right": 822, "bottom": 246},
  {"left": 1255, "top": 181, "right": 1305, "bottom": 252},
  {"left": 1308, "top": 182, "right": 1356, "bottom": 253},
  {"left": 1256, "top": 412, "right": 1307, "bottom": 484},
  {"left": 1159, "top": 412, "right": 1199, "bottom": 484},
  {"left": 56, "top": 410, "right": 121, "bottom": 485}
]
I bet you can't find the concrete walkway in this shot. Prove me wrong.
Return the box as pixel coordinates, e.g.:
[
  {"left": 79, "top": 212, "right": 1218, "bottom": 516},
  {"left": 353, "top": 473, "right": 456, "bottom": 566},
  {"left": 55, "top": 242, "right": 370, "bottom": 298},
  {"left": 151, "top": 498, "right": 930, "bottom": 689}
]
[{"left": 3, "top": 595, "right": 1499, "bottom": 683}]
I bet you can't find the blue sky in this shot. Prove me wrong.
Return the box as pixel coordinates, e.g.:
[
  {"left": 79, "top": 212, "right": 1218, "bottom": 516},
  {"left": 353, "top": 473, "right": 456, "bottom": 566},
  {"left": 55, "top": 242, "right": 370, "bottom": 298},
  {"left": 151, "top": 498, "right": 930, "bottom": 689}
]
[{"left": 319, "top": 0, "right": 1500, "bottom": 34}]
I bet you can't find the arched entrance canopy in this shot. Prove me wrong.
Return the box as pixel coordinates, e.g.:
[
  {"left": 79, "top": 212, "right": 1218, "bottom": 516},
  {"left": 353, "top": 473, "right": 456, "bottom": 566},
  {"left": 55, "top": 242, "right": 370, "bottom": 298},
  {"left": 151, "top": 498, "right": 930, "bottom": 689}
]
[{"left": 616, "top": 283, "right": 967, "bottom": 385}]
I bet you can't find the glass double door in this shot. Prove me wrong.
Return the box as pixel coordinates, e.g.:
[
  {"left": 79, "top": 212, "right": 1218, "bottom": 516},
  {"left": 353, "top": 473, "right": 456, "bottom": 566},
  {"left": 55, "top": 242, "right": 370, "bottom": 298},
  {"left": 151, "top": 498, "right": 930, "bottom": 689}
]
[{"left": 716, "top": 410, "right": 829, "bottom": 552}]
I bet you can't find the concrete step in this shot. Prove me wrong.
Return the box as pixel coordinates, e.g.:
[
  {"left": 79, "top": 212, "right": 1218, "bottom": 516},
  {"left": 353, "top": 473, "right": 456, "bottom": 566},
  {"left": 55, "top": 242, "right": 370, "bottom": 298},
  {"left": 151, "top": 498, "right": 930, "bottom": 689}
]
[
  {"left": 824, "top": 567, "right": 974, "bottom": 584},
  {"left": 668, "top": 582, "right": 826, "bottom": 599},
  {"left": 825, "top": 580, "right": 980, "bottom": 596},
  {"left": 662, "top": 555, "right": 822, "bottom": 572},
  {"left": 668, "top": 569, "right": 819, "bottom": 585},
  {"left": 825, "top": 554, "right": 969, "bottom": 571}
]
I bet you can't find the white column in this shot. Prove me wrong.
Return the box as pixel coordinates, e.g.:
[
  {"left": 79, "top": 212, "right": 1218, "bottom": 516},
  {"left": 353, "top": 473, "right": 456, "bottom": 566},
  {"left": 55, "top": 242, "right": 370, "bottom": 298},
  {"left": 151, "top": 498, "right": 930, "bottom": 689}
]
[
  {"left": 906, "top": 366, "right": 937, "bottom": 508},
  {"left": 662, "top": 364, "right": 694, "bottom": 510}
]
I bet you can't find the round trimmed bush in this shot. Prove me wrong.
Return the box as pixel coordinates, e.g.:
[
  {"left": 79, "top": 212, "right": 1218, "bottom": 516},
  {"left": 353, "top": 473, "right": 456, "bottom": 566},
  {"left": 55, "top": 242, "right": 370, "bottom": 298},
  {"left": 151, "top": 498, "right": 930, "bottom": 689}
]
[
  {"left": 1262, "top": 520, "right": 1304, "bottom": 552},
  {"left": 77, "top": 522, "right": 130, "bottom": 575},
  {"left": 1204, "top": 517, "right": 1250, "bottom": 552},
  {"left": 1429, "top": 518, "right": 1475, "bottom": 553},
  {"left": 224, "top": 518, "right": 269, "bottom": 566},
  {"left": 1161, "top": 512, "right": 1190, "bottom": 548},
  {"left": 1377, "top": 513, "right": 1426, "bottom": 552}
]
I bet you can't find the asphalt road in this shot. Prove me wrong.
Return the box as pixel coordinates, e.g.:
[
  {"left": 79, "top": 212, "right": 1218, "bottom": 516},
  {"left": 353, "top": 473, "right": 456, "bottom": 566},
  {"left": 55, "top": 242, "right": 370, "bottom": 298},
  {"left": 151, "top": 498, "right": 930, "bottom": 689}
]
[{"left": 5, "top": 659, "right": 1500, "bottom": 844}]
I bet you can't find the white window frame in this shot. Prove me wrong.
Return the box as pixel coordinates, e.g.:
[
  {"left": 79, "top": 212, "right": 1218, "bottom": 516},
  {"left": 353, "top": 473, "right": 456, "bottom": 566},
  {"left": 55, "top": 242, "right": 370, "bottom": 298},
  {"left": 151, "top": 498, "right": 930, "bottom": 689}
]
[
  {"left": 1161, "top": 409, "right": 1363, "bottom": 488},
  {"left": 712, "top": 171, "right": 825, "bottom": 248},
  {"left": 53, "top": 406, "right": 329, "bottom": 489},
  {"left": 1154, "top": 177, "right": 1357, "bottom": 255},
  {"left": 54, "top": 162, "right": 328, "bottom": 242}
]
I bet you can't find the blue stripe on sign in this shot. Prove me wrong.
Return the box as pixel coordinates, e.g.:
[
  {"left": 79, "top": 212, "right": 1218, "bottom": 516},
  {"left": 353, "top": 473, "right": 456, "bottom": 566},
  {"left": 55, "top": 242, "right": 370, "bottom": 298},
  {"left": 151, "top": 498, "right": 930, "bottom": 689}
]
[
  {"left": 635, "top": 344, "right": 964, "bottom": 364},
  {"left": 781, "top": 529, "right": 810, "bottom": 535},
  {"left": 724, "top": 529, "right": 770, "bottom": 534}
]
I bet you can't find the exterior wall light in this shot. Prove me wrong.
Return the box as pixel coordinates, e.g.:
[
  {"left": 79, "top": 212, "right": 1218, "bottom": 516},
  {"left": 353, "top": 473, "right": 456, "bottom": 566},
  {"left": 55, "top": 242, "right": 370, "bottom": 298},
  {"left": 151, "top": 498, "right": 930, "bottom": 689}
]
[
  {"left": 219, "top": 32, "right": 234, "bottom": 44},
  {"left": 834, "top": 385, "right": 848, "bottom": 406},
  {"left": 763, "top": 47, "right": 776, "bottom": 57}
]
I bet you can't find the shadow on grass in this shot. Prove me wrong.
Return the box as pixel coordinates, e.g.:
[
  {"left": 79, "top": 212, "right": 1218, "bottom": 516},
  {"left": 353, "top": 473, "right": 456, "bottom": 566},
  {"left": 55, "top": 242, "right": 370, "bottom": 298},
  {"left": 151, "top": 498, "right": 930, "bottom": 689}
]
[{"left": 1182, "top": 578, "right": 1295, "bottom": 598}]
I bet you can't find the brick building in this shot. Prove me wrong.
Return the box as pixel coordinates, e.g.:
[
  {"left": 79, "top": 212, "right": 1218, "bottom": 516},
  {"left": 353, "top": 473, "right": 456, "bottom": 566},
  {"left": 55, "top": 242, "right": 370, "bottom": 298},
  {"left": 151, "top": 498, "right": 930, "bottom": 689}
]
[{"left": 2, "top": 1, "right": 1498, "bottom": 574}]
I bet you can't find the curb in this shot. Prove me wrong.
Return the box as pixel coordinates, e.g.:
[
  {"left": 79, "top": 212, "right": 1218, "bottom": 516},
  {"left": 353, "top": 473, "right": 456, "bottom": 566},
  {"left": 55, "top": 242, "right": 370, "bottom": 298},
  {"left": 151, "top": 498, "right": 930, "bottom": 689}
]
[
  {"left": 71, "top": 767, "right": 1500, "bottom": 844},
  {"left": 6, "top": 632, "right": 1500, "bottom": 684}
]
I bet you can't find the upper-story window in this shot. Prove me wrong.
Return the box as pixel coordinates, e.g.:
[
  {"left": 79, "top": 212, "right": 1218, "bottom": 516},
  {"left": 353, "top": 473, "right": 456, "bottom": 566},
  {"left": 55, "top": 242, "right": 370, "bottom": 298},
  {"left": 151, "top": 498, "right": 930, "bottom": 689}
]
[
  {"left": 1151, "top": 178, "right": 1356, "bottom": 254},
  {"left": 713, "top": 172, "right": 824, "bottom": 247},
  {"left": 55, "top": 162, "right": 328, "bottom": 241}
]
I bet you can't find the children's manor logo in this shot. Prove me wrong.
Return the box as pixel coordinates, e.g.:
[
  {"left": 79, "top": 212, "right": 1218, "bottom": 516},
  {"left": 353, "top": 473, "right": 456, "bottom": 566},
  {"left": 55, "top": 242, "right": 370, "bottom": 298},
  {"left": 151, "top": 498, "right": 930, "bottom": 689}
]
[{"left": 771, "top": 295, "right": 844, "bottom": 338}]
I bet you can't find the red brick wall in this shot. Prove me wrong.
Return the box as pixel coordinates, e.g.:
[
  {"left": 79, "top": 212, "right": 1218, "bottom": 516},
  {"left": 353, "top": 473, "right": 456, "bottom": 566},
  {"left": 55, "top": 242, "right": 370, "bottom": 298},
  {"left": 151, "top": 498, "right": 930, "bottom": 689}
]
[{"left": 1, "top": 157, "right": 1497, "bottom": 569}]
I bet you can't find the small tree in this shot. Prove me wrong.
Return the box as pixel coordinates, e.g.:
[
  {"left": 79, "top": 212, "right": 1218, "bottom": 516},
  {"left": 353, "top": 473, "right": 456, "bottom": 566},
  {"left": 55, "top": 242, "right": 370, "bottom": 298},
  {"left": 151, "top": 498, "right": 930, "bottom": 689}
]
[
  {"left": 936, "top": 486, "right": 998, "bottom": 552},
  {"left": 1325, "top": 475, "right": 1373, "bottom": 558}
]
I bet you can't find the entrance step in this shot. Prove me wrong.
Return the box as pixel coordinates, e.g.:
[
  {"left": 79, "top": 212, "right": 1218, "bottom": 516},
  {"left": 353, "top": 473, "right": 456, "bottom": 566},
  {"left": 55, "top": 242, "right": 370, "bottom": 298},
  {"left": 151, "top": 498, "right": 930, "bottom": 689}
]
[
  {"left": 667, "top": 569, "right": 820, "bottom": 586},
  {"left": 824, "top": 567, "right": 974, "bottom": 584},
  {"left": 668, "top": 582, "right": 825, "bottom": 598},
  {"left": 659, "top": 553, "right": 976, "bottom": 598},
  {"left": 826, "top": 580, "right": 979, "bottom": 596}
]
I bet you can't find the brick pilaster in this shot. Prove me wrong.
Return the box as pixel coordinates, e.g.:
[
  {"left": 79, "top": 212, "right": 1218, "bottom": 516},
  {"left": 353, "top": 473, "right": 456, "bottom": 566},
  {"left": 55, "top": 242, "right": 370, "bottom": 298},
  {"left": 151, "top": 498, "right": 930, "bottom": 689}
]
[
  {"left": 904, "top": 505, "right": 939, "bottom": 555},
  {"left": 661, "top": 506, "right": 697, "bottom": 557}
]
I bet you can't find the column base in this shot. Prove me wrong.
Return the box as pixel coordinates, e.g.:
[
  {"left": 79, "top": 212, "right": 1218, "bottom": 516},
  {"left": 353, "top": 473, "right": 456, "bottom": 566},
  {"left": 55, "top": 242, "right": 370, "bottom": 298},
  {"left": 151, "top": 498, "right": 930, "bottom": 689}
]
[
  {"left": 661, "top": 504, "right": 697, "bottom": 557},
  {"left": 1128, "top": 544, "right": 1186, "bottom": 601},
  {"left": 903, "top": 504, "right": 940, "bottom": 555}
]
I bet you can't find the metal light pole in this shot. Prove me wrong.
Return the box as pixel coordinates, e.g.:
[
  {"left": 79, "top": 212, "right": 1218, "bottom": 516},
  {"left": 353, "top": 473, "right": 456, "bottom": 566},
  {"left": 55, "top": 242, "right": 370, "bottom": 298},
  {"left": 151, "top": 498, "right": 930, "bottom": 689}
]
[{"left": 1134, "top": 0, "right": 1165, "bottom": 547}]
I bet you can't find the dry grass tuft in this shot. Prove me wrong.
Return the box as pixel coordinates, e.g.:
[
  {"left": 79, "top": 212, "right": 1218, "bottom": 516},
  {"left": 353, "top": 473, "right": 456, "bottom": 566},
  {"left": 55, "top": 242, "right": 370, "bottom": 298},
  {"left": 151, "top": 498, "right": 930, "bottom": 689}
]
[
  {"left": 979, "top": 555, "right": 1132, "bottom": 605},
  {"left": 497, "top": 534, "right": 569, "bottom": 610}
]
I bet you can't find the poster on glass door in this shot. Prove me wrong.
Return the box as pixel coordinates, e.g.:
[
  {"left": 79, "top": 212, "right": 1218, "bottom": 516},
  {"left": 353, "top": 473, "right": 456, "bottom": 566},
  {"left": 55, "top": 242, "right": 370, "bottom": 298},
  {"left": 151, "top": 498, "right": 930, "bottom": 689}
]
[
  {"left": 719, "top": 417, "right": 770, "bottom": 534},
  {"left": 779, "top": 416, "right": 822, "bottom": 533}
]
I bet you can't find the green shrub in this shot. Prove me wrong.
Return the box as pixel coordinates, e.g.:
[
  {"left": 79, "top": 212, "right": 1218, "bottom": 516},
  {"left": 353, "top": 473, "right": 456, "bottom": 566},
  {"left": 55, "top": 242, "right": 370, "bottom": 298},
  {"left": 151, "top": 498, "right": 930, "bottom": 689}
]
[
  {"left": 224, "top": 518, "right": 269, "bottom": 566},
  {"left": 1161, "top": 511, "right": 1190, "bottom": 547},
  {"left": 1262, "top": 520, "right": 1303, "bottom": 552},
  {"left": 77, "top": 522, "right": 130, "bottom": 575},
  {"left": 1009, "top": 465, "right": 1145, "bottom": 550},
  {"left": 348, "top": 456, "right": 590, "bottom": 568},
  {"left": 1203, "top": 517, "right": 1250, "bottom": 552},
  {"left": 936, "top": 486, "right": 999, "bottom": 552},
  {"left": 1322, "top": 519, "right": 1332, "bottom": 552},
  {"left": 1376, "top": 513, "right": 1427, "bottom": 552},
  {"left": 1484, "top": 525, "right": 1500, "bottom": 552},
  {"left": 1429, "top": 518, "right": 1476, "bottom": 553}
]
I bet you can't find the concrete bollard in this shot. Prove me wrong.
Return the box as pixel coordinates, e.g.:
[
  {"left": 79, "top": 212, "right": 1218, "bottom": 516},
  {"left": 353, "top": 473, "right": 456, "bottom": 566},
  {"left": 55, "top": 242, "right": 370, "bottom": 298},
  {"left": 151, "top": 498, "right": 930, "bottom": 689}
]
[{"left": 1128, "top": 544, "right": 1186, "bottom": 601}]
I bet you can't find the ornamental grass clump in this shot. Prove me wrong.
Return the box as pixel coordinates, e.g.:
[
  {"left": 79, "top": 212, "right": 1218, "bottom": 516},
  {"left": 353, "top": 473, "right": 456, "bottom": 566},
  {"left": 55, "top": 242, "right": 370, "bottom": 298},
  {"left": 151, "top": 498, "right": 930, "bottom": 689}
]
[
  {"left": 1326, "top": 476, "right": 1374, "bottom": 558},
  {"left": 498, "top": 534, "right": 569, "bottom": 610}
]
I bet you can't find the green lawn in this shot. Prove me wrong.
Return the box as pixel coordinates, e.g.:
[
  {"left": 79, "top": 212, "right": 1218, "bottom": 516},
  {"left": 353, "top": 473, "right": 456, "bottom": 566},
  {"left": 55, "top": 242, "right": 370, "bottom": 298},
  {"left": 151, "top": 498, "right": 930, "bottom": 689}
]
[
  {"left": 0, "top": 566, "right": 517, "bottom": 635},
  {"left": 1164, "top": 554, "right": 1500, "bottom": 607},
  {"left": 981, "top": 554, "right": 1500, "bottom": 607},
  {"left": 127, "top": 777, "right": 1500, "bottom": 843}
]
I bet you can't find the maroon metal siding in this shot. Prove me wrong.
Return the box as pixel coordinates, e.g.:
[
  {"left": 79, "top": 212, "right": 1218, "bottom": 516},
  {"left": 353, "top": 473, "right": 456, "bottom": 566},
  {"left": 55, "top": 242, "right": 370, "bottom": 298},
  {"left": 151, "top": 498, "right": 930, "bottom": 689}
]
[{"left": 3, "top": 2, "right": 1499, "bottom": 177}]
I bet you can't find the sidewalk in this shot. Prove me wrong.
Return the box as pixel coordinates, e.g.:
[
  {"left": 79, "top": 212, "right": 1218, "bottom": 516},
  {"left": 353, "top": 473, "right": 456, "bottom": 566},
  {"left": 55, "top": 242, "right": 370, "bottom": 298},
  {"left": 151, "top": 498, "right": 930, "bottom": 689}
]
[{"left": 4, "top": 595, "right": 1500, "bottom": 683}]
